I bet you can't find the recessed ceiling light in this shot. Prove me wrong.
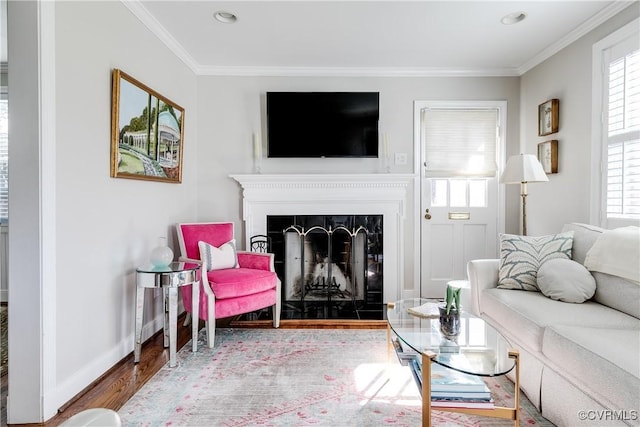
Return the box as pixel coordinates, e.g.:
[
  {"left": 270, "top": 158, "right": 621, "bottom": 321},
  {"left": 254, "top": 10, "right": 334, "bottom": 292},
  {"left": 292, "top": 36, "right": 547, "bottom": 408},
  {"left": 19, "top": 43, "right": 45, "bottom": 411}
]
[
  {"left": 214, "top": 11, "right": 237, "bottom": 24},
  {"left": 501, "top": 11, "right": 527, "bottom": 25}
]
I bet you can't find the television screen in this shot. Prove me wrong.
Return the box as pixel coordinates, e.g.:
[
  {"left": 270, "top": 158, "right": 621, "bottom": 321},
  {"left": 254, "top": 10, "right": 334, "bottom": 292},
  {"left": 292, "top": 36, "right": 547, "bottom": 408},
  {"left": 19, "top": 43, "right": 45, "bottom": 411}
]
[{"left": 266, "top": 92, "right": 379, "bottom": 158}]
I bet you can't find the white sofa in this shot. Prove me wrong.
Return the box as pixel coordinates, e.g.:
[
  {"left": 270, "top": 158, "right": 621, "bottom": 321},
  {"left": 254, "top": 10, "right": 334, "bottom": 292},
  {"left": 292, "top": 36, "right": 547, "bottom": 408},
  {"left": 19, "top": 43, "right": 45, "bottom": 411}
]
[{"left": 467, "top": 223, "right": 640, "bottom": 426}]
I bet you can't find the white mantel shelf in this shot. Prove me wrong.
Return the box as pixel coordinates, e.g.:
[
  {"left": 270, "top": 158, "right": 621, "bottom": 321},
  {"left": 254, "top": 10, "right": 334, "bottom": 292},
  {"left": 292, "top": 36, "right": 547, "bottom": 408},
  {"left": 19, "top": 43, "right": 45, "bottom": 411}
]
[
  {"left": 230, "top": 173, "right": 415, "bottom": 187},
  {"left": 230, "top": 173, "right": 416, "bottom": 303}
]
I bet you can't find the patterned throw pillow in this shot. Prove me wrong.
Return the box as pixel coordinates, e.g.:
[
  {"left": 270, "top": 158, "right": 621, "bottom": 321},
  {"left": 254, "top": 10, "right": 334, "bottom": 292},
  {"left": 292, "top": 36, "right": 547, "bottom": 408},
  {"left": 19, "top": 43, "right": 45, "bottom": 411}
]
[
  {"left": 497, "top": 231, "right": 574, "bottom": 291},
  {"left": 198, "top": 239, "right": 239, "bottom": 271}
]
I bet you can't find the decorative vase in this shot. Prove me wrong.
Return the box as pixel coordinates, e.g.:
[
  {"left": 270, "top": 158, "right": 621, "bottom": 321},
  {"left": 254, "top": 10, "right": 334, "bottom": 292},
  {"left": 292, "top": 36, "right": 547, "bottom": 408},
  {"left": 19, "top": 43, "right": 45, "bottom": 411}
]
[
  {"left": 150, "top": 237, "right": 173, "bottom": 267},
  {"left": 438, "top": 304, "right": 461, "bottom": 340}
]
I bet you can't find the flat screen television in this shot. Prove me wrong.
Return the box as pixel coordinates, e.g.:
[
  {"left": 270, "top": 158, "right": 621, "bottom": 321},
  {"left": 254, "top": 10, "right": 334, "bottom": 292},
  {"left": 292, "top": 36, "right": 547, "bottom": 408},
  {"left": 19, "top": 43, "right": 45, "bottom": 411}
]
[{"left": 266, "top": 92, "right": 379, "bottom": 158}]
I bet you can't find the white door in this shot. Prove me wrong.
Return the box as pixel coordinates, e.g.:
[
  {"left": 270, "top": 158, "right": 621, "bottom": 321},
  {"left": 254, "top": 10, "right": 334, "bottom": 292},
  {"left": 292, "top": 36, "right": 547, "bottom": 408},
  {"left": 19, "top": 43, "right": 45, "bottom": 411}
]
[
  {"left": 421, "top": 177, "right": 499, "bottom": 297},
  {"left": 415, "top": 101, "right": 505, "bottom": 298}
]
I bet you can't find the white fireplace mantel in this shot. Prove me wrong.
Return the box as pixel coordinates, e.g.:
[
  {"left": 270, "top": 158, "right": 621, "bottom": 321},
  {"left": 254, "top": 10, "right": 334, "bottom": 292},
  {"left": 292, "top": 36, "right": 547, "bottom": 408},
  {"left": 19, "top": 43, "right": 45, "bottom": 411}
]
[{"left": 230, "top": 173, "right": 415, "bottom": 303}]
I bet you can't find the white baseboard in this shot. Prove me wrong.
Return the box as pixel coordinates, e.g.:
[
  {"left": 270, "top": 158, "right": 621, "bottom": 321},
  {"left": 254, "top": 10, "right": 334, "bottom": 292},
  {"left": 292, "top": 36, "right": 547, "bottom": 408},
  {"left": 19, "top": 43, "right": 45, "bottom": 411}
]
[{"left": 48, "top": 313, "right": 166, "bottom": 417}]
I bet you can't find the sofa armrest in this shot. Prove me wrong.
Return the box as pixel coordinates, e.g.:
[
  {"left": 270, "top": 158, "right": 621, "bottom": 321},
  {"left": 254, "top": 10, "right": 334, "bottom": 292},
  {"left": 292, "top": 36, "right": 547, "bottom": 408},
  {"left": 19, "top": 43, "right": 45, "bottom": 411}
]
[
  {"left": 467, "top": 259, "right": 500, "bottom": 317},
  {"left": 237, "top": 251, "right": 275, "bottom": 272}
]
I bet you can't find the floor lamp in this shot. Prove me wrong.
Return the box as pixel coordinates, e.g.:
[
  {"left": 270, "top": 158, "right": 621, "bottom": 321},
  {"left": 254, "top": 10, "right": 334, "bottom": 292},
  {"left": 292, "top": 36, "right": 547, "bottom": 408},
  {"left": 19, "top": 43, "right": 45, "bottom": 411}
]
[{"left": 500, "top": 154, "right": 548, "bottom": 236}]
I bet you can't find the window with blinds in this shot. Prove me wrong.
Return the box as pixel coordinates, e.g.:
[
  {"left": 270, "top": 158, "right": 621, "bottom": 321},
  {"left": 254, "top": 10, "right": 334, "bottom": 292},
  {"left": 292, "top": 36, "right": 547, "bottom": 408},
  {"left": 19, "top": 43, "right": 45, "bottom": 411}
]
[
  {"left": 0, "top": 95, "right": 6, "bottom": 223},
  {"left": 606, "top": 48, "right": 640, "bottom": 219},
  {"left": 422, "top": 108, "right": 498, "bottom": 177}
]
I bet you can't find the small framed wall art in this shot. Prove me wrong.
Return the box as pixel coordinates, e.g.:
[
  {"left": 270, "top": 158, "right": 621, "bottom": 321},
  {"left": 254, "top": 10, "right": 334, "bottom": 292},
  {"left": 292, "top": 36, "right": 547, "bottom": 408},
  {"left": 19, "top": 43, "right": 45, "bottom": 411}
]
[
  {"left": 538, "top": 98, "right": 559, "bottom": 136},
  {"left": 538, "top": 140, "right": 558, "bottom": 174},
  {"left": 111, "top": 69, "right": 185, "bottom": 183}
]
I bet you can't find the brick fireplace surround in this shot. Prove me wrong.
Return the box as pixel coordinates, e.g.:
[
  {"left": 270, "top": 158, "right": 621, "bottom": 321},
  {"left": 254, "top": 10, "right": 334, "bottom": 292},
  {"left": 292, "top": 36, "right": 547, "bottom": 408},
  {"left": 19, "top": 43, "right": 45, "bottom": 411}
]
[{"left": 230, "top": 174, "right": 414, "bottom": 305}]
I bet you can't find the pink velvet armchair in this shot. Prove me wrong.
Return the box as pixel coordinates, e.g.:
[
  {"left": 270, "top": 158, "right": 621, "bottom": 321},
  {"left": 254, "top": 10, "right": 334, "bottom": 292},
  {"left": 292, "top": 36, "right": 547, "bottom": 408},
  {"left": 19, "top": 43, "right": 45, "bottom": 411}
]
[{"left": 176, "top": 222, "right": 281, "bottom": 347}]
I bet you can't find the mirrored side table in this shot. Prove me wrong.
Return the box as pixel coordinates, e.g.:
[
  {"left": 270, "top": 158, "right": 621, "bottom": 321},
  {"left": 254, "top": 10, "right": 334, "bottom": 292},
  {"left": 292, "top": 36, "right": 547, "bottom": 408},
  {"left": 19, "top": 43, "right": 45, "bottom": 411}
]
[{"left": 134, "top": 262, "right": 200, "bottom": 368}]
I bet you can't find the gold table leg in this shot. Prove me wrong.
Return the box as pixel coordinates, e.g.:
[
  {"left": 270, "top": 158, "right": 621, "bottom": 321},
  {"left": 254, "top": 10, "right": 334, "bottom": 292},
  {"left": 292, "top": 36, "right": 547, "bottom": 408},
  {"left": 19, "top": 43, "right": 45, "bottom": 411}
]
[{"left": 422, "top": 351, "right": 436, "bottom": 427}]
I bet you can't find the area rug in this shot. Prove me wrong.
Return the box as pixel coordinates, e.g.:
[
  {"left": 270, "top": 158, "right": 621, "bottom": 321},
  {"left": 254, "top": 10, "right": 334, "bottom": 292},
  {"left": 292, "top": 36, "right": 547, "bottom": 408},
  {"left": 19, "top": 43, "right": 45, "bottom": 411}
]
[{"left": 119, "top": 328, "right": 554, "bottom": 426}]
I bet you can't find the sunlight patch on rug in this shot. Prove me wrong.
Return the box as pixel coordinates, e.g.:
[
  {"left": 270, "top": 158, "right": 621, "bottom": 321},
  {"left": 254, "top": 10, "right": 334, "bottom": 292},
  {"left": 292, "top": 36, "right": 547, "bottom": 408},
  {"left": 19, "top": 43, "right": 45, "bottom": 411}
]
[
  {"left": 119, "top": 328, "right": 553, "bottom": 427},
  {"left": 353, "top": 363, "right": 421, "bottom": 408}
]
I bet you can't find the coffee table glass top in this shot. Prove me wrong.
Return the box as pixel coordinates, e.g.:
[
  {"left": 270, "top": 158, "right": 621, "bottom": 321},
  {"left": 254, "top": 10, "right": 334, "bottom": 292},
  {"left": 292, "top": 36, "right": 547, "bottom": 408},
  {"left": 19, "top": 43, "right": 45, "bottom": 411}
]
[{"left": 387, "top": 298, "right": 515, "bottom": 377}]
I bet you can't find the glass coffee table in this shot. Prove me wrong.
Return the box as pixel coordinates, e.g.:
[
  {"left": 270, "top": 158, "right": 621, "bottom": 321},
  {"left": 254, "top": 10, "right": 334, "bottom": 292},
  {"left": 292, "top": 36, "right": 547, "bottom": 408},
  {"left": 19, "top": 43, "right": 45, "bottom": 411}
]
[{"left": 387, "top": 298, "right": 520, "bottom": 427}]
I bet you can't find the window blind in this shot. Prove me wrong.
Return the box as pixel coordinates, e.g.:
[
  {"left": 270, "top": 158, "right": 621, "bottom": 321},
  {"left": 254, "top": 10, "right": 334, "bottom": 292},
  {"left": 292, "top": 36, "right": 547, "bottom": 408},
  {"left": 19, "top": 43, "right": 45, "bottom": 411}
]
[
  {"left": 422, "top": 108, "right": 498, "bottom": 177},
  {"left": 606, "top": 48, "right": 640, "bottom": 219}
]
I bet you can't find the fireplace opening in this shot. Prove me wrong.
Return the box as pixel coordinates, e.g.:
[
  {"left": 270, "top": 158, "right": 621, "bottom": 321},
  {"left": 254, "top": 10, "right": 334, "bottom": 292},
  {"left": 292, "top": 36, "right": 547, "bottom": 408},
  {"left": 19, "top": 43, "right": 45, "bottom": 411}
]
[{"left": 271, "top": 215, "right": 383, "bottom": 320}]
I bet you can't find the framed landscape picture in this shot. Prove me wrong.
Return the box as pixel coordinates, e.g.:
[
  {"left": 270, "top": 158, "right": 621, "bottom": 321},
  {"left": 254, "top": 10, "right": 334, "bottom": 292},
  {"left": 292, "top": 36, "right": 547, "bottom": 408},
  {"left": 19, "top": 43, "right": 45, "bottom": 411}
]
[
  {"left": 538, "top": 99, "right": 559, "bottom": 136},
  {"left": 110, "top": 69, "right": 185, "bottom": 183},
  {"left": 537, "top": 140, "right": 558, "bottom": 174}
]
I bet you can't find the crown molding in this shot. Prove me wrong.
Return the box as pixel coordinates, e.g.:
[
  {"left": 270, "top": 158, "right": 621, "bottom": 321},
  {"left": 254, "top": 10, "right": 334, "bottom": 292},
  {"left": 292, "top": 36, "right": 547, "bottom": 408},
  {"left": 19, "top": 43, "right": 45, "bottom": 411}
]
[
  {"left": 122, "top": 0, "right": 519, "bottom": 77},
  {"left": 124, "top": 0, "right": 634, "bottom": 78},
  {"left": 121, "top": 0, "right": 200, "bottom": 74},
  {"left": 195, "top": 65, "right": 520, "bottom": 77},
  {"left": 517, "top": 1, "right": 635, "bottom": 75}
]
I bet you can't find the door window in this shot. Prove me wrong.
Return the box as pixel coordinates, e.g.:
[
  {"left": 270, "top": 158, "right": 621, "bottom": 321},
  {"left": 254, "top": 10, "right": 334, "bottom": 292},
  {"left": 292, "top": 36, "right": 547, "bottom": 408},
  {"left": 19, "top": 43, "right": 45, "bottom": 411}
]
[{"left": 430, "top": 179, "right": 488, "bottom": 208}]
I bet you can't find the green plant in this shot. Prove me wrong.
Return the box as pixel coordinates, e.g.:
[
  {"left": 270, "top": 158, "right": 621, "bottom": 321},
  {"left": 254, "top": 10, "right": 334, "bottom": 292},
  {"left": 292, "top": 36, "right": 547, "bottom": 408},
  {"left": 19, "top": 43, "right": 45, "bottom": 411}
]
[{"left": 445, "top": 284, "right": 461, "bottom": 315}]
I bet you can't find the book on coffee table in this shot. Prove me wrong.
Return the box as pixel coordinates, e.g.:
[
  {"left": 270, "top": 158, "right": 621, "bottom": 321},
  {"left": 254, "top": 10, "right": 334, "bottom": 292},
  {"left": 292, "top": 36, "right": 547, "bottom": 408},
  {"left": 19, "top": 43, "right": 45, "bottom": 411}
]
[
  {"left": 407, "top": 301, "right": 440, "bottom": 318},
  {"left": 411, "top": 357, "right": 493, "bottom": 402},
  {"left": 431, "top": 399, "right": 495, "bottom": 409},
  {"left": 429, "top": 358, "right": 491, "bottom": 393}
]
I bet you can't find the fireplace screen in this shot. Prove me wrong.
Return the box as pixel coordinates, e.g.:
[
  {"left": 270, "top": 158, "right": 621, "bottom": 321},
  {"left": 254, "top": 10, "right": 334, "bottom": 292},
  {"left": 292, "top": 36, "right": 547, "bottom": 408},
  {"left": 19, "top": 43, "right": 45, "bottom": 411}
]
[
  {"left": 284, "top": 225, "right": 367, "bottom": 302},
  {"left": 266, "top": 215, "right": 383, "bottom": 320}
]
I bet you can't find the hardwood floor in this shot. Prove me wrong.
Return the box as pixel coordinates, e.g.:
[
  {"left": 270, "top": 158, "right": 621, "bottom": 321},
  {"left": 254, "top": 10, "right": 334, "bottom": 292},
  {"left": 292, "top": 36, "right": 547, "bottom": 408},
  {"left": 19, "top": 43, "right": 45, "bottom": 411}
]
[{"left": 3, "top": 316, "right": 385, "bottom": 426}]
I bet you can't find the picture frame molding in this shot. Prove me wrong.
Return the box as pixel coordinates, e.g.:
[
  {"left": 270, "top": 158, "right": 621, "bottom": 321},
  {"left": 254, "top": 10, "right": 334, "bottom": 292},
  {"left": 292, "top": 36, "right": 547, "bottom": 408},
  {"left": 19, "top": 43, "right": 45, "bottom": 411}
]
[{"left": 110, "top": 69, "right": 185, "bottom": 183}]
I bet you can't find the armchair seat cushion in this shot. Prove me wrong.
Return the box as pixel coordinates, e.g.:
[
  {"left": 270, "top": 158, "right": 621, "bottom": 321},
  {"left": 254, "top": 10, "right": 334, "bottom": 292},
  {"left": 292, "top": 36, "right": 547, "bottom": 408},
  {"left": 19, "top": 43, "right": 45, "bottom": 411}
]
[{"left": 208, "top": 268, "right": 278, "bottom": 299}]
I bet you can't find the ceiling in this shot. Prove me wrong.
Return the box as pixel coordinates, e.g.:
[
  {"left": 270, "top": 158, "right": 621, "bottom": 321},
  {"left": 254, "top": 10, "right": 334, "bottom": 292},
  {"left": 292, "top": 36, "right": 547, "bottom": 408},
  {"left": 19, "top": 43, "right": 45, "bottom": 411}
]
[
  {"left": 126, "top": 1, "right": 634, "bottom": 76},
  {"left": 0, "top": 1, "right": 634, "bottom": 75}
]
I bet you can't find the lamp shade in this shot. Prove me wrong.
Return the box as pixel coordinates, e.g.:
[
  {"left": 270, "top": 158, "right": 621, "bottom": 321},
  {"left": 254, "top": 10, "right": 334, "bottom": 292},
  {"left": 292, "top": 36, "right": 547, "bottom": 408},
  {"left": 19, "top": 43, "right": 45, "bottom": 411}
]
[{"left": 500, "top": 154, "right": 549, "bottom": 184}]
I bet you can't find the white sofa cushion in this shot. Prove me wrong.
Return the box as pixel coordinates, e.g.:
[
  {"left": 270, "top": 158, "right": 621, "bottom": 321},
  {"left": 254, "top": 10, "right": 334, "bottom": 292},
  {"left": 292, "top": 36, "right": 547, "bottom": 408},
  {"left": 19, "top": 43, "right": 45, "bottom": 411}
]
[
  {"left": 497, "top": 231, "right": 574, "bottom": 291},
  {"left": 560, "top": 223, "right": 640, "bottom": 318},
  {"left": 537, "top": 259, "right": 596, "bottom": 303},
  {"left": 481, "top": 288, "right": 639, "bottom": 354},
  {"left": 561, "top": 223, "right": 604, "bottom": 265},
  {"left": 542, "top": 325, "right": 640, "bottom": 414},
  {"left": 592, "top": 272, "right": 640, "bottom": 319}
]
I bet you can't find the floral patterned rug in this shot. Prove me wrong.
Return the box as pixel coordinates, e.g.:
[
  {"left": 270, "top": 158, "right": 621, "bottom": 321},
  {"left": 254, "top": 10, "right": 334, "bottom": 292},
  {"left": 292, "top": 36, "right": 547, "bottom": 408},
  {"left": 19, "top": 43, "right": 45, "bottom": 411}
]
[{"left": 119, "top": 328, "right": 554, "bottom": 426}]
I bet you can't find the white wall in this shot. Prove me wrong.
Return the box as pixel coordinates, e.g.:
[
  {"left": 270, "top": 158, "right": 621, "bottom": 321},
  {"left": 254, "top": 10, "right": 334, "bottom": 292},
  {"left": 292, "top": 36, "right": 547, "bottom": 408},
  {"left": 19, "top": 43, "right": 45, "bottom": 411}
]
[
  {"left": 8, "top": 1, "right": 198, "bottom": 421},
  {"left": 55, "top": 0, "right": 198, "bottom": 387},
  {"left": 520, "top": 4, "right": 639, "bottom": 236},
  {"left": 7, "top": 0, "right": 43, "bottom": 420},
  {"left": 195, "top": 75, "right": 522, "bottom": 234}
]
